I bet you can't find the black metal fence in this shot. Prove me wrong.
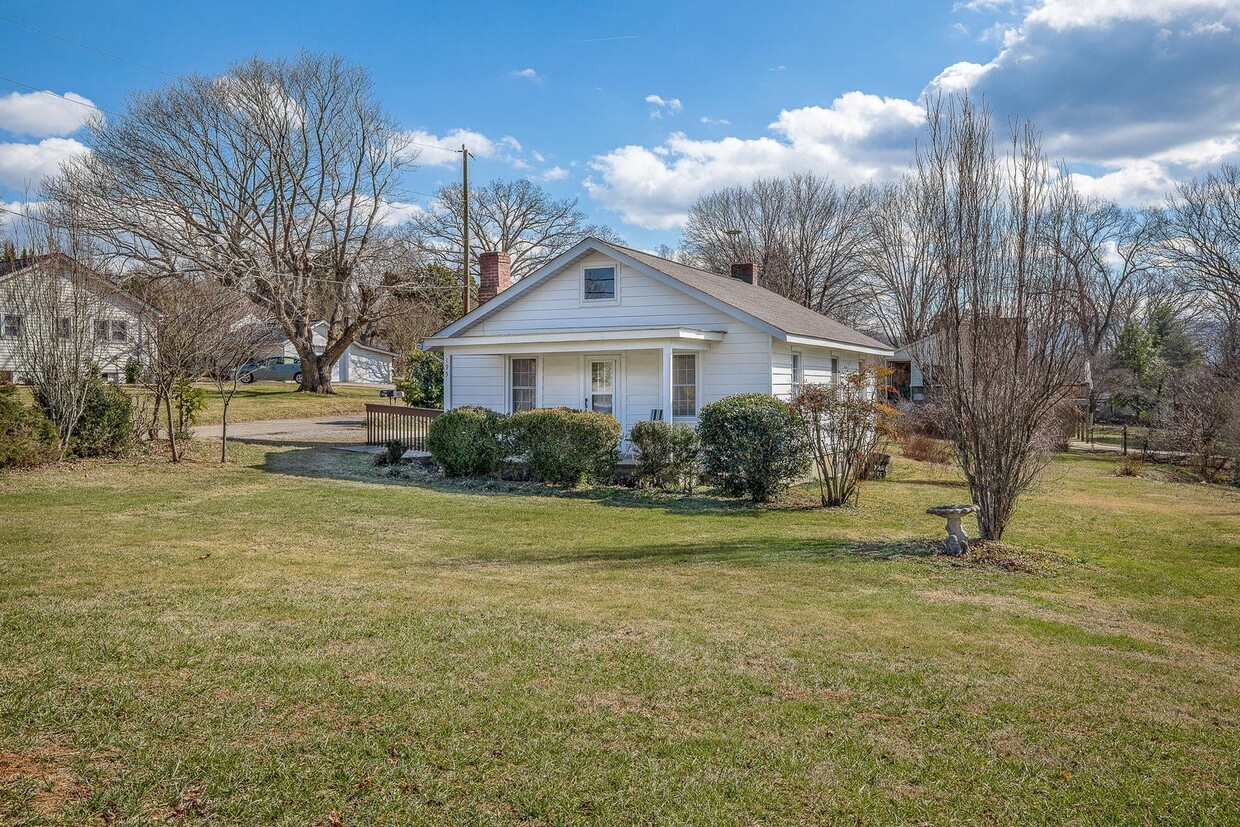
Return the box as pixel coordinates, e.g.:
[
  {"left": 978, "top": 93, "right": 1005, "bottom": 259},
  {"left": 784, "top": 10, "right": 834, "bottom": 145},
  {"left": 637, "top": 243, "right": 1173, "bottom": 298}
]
[{"left": 365, "top": 403, "right": 441, "bottom": 450}]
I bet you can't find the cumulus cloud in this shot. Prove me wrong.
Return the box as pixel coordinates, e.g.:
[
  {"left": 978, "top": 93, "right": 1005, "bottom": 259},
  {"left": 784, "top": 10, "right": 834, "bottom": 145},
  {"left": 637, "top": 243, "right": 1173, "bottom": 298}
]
[
  {"left": 0, "top": 90, "right": 96, "bottom": 138},
  {"left": 587, "top": 93, "right": 924, "bottom": 229},
  {"left": 645, "top": 94, "right": 683, "bottom": 118},
  {"left": 587, "top": 0, "right": 1240, "bottom": 228},
  {"left": 401, "top": 128, "right": 526, "bottom": 167},
  {"left": 510, "top": 68, "right": 542, "bottom": 82},
  {"left": 700, "top": 116, "right": 731, "bottom": 126},
  {"left": 0, "top": 137, "right": 89, "bottom": 189},
  {"left": 541, "top": 166, "right": 568, "bottom": 181}
]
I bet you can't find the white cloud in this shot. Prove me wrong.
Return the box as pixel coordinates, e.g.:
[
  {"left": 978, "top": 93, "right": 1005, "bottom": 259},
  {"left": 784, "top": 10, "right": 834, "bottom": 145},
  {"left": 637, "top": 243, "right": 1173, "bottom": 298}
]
[
  {"left": 587, "top": 0, "right": 1240, "bottom": 227},
  {"left": 377, "top": 199, "right": 425, "bottom": 227},
  {"left": 541, "top": 166, "right": 568, "bottom": 182},
  {"left": 0, "top": 90, "right": 96, "bottom": 138},
  {"left": 700, "top": 116, "right": 731, "bottom": 126},
  {"left": 510, "top": 68, "right": 542, "bottom": 82},
  {"left": 588, "top": 92, "right": 925, "bottom": 229},
  {"left": 0, "top": 137, "right": 89, "bottom": 189},
  {"left": 645, "top": 94, "right": 683, "bottom": 119},
  {"left": 401, "top": 128, "right": 526, "bottom": 167}
]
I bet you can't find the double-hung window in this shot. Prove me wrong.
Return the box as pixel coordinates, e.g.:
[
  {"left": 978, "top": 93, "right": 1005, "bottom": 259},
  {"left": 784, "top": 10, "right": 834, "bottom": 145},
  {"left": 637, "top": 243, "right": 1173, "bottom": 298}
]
[
  {"left": 830, "top": 357, "right": 839, "bottom": 380},
  {"left": 791, "top": 351, "right": 804, "bottom": 386},
  {"left": 111, "top": 320, "right": 128, "bottom": 341},
  {"left": 94, "top": 319, "right": 110, "bottom": 341},
  {"left": 672, "top": 353, "right": 697, "bottom": 418},
  {"left": 583, "top": 266, "right": 616, "bottom": 301},
  {"left": 511, "top": 357, "right": 537, "bottom": 413},
  {"left": 56, "top": 317, "right": 72, "bottom": 339},
  {"left": 1, "top": 314, "right": 21, "bottom": 338}
]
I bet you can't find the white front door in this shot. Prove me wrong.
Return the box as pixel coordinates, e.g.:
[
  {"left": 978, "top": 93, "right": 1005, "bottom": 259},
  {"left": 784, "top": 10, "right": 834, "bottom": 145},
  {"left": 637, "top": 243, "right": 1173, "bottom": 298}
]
[{"left": 589, "top": 359, "right": 616, "bottom": 416}]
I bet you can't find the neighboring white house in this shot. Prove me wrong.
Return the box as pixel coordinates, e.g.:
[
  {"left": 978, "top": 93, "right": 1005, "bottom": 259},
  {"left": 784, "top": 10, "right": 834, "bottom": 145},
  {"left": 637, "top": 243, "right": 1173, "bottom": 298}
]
[
  {"left": 258, "top": 320, "right": 395, "bottom": 384},
  {"left": 423, "top": 238, "right": 894, "bottom": 442},
  {"left": 0, "top": 255, "right": 155, "bottom": 384}
]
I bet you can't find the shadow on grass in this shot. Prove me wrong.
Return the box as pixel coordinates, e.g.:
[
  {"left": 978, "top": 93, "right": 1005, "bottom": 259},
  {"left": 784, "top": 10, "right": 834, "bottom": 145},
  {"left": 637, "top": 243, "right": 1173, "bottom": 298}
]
[{"left": 255, "top": 446, "right": 769, "bottom": 517}]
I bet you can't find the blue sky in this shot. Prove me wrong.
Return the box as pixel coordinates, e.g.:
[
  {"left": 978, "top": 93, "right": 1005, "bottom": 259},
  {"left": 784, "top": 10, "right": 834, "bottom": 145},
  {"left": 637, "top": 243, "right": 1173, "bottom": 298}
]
[{"left": 3, "top": 0, "right": 1240, "bottom": 250}]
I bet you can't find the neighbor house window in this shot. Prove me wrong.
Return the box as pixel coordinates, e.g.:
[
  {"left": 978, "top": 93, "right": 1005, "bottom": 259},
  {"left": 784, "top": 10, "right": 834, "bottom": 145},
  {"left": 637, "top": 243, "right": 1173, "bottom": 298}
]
[
  {"left": 791, "top": 351, "right": 804, "bottom": 385},
  {"left": 511, "top": 357, "right": 537, "bottom": 413},
  {"left": 1, "top": 314, "right": 21, "bottom": 338},
  {"left": 56, "top": 317, "right": 72, "bottom": 339},
  {"left": 830, "top": 357, "right": 839, "bottom": 379},
  {"left": 672, "top": 353, "right": 696, "bottom": 417},
  {"left": 94, "top": 319, "right": 110, "bottom": 341},
  {"left": 583, "top": 266, "right": 616, "bottom": 300},
  {"left": 111, "top": 320, "right": 128, "bottom": 341}
]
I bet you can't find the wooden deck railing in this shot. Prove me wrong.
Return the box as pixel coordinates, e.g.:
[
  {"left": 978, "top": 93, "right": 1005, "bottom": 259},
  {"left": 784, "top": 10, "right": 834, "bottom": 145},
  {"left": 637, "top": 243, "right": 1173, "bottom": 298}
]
[{"left": 365, "top": 403, "right": 442, "bottom": 449}]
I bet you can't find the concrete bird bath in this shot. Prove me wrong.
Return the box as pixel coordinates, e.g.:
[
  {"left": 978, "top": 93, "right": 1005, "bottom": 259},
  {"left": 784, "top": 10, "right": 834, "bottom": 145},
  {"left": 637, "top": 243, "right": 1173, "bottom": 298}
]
[{"left": 926, "top": 504, "right": 979, "bottom": 556}]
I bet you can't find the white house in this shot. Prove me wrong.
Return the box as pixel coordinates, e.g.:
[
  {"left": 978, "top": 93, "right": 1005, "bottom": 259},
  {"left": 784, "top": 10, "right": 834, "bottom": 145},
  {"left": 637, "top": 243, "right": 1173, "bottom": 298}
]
[
  {"left": 0, "top": 255, "right": 154, "bottom": 384},
  {"left": 423, "top": 238, "right": 894, "bottom": 440},
  {"left": 259, "top": 320, "right": 395, "bottom": 385}
]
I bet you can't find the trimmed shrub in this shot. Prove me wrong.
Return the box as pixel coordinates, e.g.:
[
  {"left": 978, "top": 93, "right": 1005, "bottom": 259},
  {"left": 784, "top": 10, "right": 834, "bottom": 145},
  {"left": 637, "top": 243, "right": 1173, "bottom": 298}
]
[
  {"left": 629, "top": 419, "right": 701, "bottom": 492},
  {"left": 0, "top": 383, "right": 57, "bottom": 469},
  {"left": 426, "top": 406, "right": 507, "bottom": 477},
  {"left": 509, "top": 408, "right": 621, "bottom": 487},
  {"left": 395, "top": 349, "right": 444, "bottom": 409},
  {"left": 68, "top": 381, "right": 134, "bottom": 458},
  {"left": 697, "top": 393, "right": 810, "bottom": 502}
]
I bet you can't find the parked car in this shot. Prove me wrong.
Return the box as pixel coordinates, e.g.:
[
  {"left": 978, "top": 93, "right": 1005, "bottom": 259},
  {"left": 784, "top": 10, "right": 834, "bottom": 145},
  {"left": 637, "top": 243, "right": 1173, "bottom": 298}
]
[{"left": 235, "top": 356, "right": 303, "bottom": 384}]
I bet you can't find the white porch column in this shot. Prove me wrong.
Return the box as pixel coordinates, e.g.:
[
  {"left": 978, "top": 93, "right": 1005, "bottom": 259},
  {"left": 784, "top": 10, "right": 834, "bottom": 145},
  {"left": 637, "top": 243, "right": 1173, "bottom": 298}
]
[{"left": 661, "top": 343, "right": 673, "bottom": 421}]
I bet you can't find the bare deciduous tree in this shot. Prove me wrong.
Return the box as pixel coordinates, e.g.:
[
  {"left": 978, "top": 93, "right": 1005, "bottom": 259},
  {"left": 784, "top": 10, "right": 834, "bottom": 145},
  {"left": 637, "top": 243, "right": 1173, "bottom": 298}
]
[
  {"left": 861, "top": 177, "right": 943, "bottom": 347},
  {"left": 682, "top": 173, "right": 872, "bottom": 325},
  {"left": 48, "top": 52, "right": 415, "bottom": 394},
  {"left": 414, "top": 178, "right": 622, "bottom": 284},
  {"left": 915, "top": 95, "right": 1085, "bottom": 541}
]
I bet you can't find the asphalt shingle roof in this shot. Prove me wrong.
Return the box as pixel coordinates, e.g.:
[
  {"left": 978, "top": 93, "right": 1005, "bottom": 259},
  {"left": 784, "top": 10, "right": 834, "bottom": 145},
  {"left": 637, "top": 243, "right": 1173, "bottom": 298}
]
[{"left": 598, "top": 240, "right": 892, "bottom": 352}]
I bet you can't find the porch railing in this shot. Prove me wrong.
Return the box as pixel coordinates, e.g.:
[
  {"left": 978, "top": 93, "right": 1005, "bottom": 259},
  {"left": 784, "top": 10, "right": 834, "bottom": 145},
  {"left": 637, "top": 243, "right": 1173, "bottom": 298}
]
[{"left": 365, "top": 403, "right": 442, "bottom": 450}]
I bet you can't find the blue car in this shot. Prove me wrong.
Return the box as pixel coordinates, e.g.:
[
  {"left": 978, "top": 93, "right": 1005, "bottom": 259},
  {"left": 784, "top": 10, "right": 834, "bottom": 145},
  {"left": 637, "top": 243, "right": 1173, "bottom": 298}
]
[{"left": 235, "top": 356, "right": 303, "bottom": 384}]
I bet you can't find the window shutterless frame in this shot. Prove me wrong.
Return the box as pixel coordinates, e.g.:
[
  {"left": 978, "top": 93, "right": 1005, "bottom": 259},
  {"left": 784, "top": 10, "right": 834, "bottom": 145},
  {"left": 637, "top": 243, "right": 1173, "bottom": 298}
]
[
  {"left": 672, "top": 353, "right": 697, "bottom": 419},
  {"left": 581, "top": 265, "right": 618, "bottom": 304},
  {"left": 510, "top": 356, "right": 538, "bottom": 413}
]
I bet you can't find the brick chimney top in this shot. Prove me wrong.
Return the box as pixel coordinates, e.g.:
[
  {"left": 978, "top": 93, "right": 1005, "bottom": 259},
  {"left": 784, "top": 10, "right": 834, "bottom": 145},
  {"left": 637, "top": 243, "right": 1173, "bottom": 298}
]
[
  {"left": 730, "top": 262, "right": 756, "bottom": 285},
  {"left": 478, "top": 251, "right": 511, "bottom": 305}
]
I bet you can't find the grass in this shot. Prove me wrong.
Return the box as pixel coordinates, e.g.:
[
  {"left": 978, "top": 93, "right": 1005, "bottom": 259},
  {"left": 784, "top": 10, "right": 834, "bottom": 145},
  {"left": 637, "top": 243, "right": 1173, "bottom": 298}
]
[
  {"left": 194, "top": 382, "right": 387, "bottom": 425},
  {"left": 13, "top": 381, "right": 387, "bottom": 426},
  {"left": 1, "top": 444, "right": 1237, "bottom": 825}
]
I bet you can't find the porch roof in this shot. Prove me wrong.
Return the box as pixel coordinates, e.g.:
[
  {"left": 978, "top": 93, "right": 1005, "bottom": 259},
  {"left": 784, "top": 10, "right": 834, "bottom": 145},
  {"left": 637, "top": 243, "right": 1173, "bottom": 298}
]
[{"left": 422, "top": 326, "right": 724, "bottom": 353}]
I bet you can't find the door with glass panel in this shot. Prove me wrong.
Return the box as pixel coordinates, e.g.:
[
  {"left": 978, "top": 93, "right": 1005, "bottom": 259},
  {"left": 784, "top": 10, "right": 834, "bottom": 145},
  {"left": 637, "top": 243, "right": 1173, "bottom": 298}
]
[{"left": 589, "top": 359, "right": 616, "bottom": 417}]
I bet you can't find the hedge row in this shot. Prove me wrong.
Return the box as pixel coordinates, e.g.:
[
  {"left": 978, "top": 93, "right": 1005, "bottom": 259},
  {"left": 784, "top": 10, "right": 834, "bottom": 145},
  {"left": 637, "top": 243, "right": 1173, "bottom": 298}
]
[{"left": 428, "top": 393, "right": 811, "bottom": 501}]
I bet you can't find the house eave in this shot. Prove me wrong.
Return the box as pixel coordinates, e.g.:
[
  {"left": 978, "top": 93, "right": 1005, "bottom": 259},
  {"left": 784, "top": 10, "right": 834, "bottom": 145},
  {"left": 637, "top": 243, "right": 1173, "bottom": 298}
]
[
  {"left": 782, "top": 333, "right": 895, "bottom": 357},
  {"left": 423, "top": 326, "right": 725, "bottom": 353}
]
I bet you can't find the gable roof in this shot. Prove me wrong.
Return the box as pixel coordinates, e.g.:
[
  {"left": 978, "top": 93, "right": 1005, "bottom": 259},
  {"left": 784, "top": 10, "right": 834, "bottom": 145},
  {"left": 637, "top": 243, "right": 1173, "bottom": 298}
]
[
  {"left": 430, "top": 238, "right": 892, "bottom": 354},
  {"left": 0, "top": 254, "right": 161, "bottom": 316}
]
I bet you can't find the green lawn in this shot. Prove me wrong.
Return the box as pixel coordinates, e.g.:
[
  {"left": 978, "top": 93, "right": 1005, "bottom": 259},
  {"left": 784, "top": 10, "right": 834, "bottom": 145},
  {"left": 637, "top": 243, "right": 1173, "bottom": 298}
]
[
  {"left": 194, "top": 382, "right": 388, "bottom": 425},
  {"left": 1, "top": 446, "right": 1237, "bottom": 825}
]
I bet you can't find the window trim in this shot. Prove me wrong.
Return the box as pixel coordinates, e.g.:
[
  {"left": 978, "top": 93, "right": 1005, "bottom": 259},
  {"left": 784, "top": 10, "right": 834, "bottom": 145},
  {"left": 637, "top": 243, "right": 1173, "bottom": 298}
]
[
  {"left": 671, "top": 352, "right": 698, "bottom": 420},
  {"left": 580, "top": 264, "right": 619, "bottom": 305},
  {"left": 791, "top": 350, "right": 804, "bottom": 386},
  {"left": 508, "top": 355, "right": 539, "bottom": 414}
]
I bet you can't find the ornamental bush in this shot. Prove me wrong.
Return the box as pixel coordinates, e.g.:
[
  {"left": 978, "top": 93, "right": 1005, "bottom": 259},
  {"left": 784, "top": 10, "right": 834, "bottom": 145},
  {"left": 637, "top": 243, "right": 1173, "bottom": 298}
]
[
  {"left": 629, "top": 419, "right": 701, "bottom": 492},
  {"left": 0, "top": 382, "right": 57, "bottom": 469},
  {"left": 697, "top": 393, "right": 810, "bottom": 502},
  {"left": 66, "top": 381, "right": 134, "bottom": 458},
  {"left": 426, "top": 406, "right": 508, "bottom": 477},
  {"left": 509, "top": 408, "right": 621, "bottom": 487}
]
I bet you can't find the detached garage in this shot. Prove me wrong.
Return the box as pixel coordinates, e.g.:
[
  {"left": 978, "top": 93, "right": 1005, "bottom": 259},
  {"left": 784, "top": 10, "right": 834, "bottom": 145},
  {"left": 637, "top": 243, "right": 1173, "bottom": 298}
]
[{"left": 263, "top": 320, "right": 396, "bottom": 385}]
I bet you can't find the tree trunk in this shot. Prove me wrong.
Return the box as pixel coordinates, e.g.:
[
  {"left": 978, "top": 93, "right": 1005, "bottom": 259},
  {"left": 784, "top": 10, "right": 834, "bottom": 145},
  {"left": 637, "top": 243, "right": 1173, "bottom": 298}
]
[
  {"left": 296, "top": 351, "right": 334, "bottom": 395},
  {"left": 220, "top": 398, "right": 229, "bottom": 463},
  {"left": 164, "top": 390, "right": 179, "bottom": 463}
]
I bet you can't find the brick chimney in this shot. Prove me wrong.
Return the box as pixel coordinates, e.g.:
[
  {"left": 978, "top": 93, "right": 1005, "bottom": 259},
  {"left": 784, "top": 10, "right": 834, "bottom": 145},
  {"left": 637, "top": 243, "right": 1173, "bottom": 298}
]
[
  {"left": 478, "top": 251, "right": 511, "bottom": 305},
  {"left": 730, "top": 262, "right": 756, "bottom": 285}
]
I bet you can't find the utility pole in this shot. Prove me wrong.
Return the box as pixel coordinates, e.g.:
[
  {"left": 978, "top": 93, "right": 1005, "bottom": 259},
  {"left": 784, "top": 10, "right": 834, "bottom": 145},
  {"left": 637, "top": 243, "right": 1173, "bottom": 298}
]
[{"left": 459, "top": 143, "right": 473, "bottom": 316}]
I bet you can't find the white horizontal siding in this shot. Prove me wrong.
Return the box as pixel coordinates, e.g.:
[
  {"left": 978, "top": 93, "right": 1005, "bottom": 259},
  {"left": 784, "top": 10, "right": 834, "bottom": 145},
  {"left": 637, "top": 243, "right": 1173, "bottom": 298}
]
[
  {"left": 541, "top": 352, "right": 580, "bottom": 409},
  {"left": 625, "top": 349, "right": 661, "bottom": 425},
  {"left": 448, "top": 353, "right": 506, "bottom": 411}
]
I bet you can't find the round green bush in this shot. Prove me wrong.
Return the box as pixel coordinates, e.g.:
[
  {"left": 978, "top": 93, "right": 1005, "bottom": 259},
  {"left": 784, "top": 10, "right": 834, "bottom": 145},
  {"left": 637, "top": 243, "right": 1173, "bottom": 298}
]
[
  {"left": 697, "top": 393, "right": 810, "bottom": 502},
  {"left": 509, "top": 408, "right": 621, "bottom": 487},
  {"left": 629, "top": 419, "right": 673, "bottom": 488},
  {"left": 67, "top": 382, "right": 134, "bottom": 458},
  {"left": 0, "top": 383, "right": 57, "bottom": 468},
  {"left": 426, "top": 406, "right": 507, "bottom": 477}
]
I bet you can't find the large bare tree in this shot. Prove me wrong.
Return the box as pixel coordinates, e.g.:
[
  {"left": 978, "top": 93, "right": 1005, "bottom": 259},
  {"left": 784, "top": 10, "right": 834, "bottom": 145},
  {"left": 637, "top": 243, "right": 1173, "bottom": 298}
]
[
  {"left": 48, "top": 52, "right": 415, "bottom": 394},
  {"left": 860, "top": 177, "right": 943, "bottom": 347},
  {"left": 915, "top": 96, "right": 1085, "bottom": 541},
  {"left": 413, "top": 178, "right": 621, "bottom": 284},
  {"left": 681, "top": 173, "right": 872, "bottom": 325}
]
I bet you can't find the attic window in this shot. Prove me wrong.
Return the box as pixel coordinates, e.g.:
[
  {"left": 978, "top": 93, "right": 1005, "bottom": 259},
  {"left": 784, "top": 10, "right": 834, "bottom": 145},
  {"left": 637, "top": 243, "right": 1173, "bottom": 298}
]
[{"left": 583, "top": 266, "right": 616, "bottom": 300}]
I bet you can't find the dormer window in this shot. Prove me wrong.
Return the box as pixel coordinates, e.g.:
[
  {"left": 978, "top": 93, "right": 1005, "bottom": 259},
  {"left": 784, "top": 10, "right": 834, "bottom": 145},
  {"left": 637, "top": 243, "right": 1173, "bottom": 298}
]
[{"left": 583, "top": 266, "right": 616, "bottom": 301}]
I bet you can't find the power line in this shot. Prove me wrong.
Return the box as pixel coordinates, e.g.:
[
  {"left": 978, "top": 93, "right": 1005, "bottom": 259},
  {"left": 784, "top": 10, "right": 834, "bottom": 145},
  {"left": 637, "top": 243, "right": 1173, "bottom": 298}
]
[
  {"left": 0, "top": 14, "right": 177, "bottom": 78},
  {"left": 0, "top": 74, "right": 116, "bottom": 117}
]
